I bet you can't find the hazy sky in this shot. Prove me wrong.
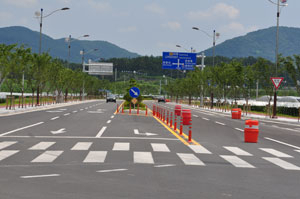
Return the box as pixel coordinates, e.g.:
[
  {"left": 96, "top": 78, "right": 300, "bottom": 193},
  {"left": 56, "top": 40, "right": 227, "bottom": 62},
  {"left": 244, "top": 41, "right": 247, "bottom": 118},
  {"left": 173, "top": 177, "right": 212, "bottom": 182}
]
[{"left": 0, "top": 0, "right": 299, "bottom": 56}]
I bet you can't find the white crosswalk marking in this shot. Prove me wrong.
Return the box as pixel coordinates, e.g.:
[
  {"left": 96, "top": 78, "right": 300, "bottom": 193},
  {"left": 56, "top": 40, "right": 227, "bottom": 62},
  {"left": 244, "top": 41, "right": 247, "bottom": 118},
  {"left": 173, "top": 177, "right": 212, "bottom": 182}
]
[
  {"left": 29, "top": 142, "right": 56, "bottom": 150},
  {"left": 177, "top": 153, "right": 205, "bottom": 166},
  {"left": 134, "top": 152, "right": 154, "bottom": 164},
  {"left": 0, "top": 141, "right": 17, "bottom": 150},
  {"left": 260, "top": 148, "right": 293, "bottom": 158},
  {"left": 0, "top": 150, "right": 19, "bottom": 161},
  {"left": 220, "top": 155, "right": 255, "bottom": 168},
  {"left": 113, "top": 142, "right": 130, "bottom": 151},
  {"left": 223, "top": 146, "right": 253, "bottom": 156},
  {"left": 262, "top": 157, "right": 300, "bottom": 170},
  {"left": 71, "top": 142, "right": 93, "bottom": 151},
  {"left": 31, "top": 151, "right": 63, "bottom": 163},
  {"left": 83, "top": 151, "right": 107, "bottom": 163},
  {"left": 188, "top": 145, "right": 212, "bottom": 154},
  {"left": 151, "top": 143, "right": 170, "bottom": 152}
]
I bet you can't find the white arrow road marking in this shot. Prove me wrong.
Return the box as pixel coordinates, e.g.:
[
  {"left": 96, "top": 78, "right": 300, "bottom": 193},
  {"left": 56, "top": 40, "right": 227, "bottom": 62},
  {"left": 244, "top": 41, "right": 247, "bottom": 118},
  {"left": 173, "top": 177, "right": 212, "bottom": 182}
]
[
  {"left": 51, "top": 128, "right": 66, "bottom": 135},
  {"left": 134, "top": 129, "right": 157, "bottom": 136}
]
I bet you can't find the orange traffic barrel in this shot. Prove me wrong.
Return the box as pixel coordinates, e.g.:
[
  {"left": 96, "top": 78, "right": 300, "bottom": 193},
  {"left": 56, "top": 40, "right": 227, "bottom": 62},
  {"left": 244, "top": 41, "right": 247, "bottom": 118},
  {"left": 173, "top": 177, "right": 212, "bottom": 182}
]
[
  {"left": 244, "top": 120, "right": 259, "bottom": 143},
  {"left": 175, "top": 105, "right": 182, "bottom": 116},
  {"left": 181, "top": 109, "right": 191, "bottom": 125},
  {"left": 231, "top": 108, "right": 242, "bottom": 119}
]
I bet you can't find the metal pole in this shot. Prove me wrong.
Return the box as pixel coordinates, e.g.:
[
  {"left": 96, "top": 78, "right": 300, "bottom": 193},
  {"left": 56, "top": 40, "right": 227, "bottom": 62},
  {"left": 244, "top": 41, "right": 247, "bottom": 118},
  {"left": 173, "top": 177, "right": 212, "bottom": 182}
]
[
  {"left": 273, "top": 0, "right": 280, "bottom": 118},
  {"left": 21, "top": 71, "right": 24, "bottom": 108},
  {"left": 159, "top": 80, "right": 161, "bottom": 95},
  {"left": 68, "top": 35, "right": 71, "bottom": 68},
  {"left": 213, "top": 30, "right": 216, "bottom": 67},
  {"left": 256, "top": 79, "right": 259, "bottom": 100},
  {"left": 39, "top": 8, "right": 43, "bottom": 55}
]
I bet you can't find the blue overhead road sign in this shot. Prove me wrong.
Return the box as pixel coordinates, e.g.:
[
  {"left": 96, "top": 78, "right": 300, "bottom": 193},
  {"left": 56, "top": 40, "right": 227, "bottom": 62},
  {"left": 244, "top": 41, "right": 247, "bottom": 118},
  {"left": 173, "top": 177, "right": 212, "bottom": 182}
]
[
  {"left": 162, "top": 52, "right": 196, "bottom": 70},
  {"left": 129, "top": 87, "right": 140, "bottom": 98}
]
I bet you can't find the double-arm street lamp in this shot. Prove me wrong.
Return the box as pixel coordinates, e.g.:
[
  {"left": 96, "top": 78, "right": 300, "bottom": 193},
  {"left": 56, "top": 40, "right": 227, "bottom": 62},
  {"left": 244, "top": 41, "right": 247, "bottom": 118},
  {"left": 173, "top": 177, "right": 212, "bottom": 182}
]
[{"left": 66, "top": 34, "right": 89, "bottom": 68}]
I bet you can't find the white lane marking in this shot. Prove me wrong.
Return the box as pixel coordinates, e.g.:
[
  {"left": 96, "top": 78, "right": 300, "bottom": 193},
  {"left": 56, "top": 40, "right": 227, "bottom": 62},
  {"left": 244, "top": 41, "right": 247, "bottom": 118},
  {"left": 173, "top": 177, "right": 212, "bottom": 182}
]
[
  {"left": 0, "top": 122, "right": 44, "bottom": 136},
  {"left": 111, "top": 116, "right": 114, "bottom": 119},
  {"left": 107, "top": 120, "right": 111, "bottom": 124},
  {"left": 59, "top": 109, "right": 67, "bottom": 111},
  {"left": 193, "top": 115, "right": 199, "bottom": 118},
  {"left": 83, "top": 151, "right": 107, "bottom": 163},
  {"left": 215, "top": 121, "right": 226, "bottom": 126},
  {"left": 96, "top": 126, "right": 107, "bottom": 138},
  {"left": 177, "top": 153, "right": 205, "bottom": 166},
  {"left": 134, "top": 129, "right": 139, "bottom": 135},
  {"left": 202, "top": 118, "right": 210, "bottom": 121},
  {"left": 71, "top": 142, "right": 93, "bottom": 151},
  {"left": 220, "top": 155, "right": 255, "bottom": 168},
  {"left": 188, "top": 145, "right": 212, "bottom": 154},
  {"left": 235, "top": 128, "right": 244, "bottom": 132},
  {"left": 85, "top": 107, "right": 88, "bottom": 110},
  {"left": 80, "top": 109, "right": 84, "bottom": 111},
  {"left": 264, "top": 137, "right": 300, "bottom": 150},
  {"left": 259, "top": 148, "right": 293, "bottom": 158},
  {"left": 20, "top": 174, "right": 60, "bottom": 179},
  {"left": 112, "top": 142, "right": 130, "bottom": 151},
  {"left": 295, "top": 150, "right": 300, "bottom": 153},
  {"left": 0, "top": 141, "right": 17, "bottom": 150},
  {"left": 223, "top": 146, "right": 253, "bottom": 156},
  {"left": 50, "top": 128, "right": 66, "bottom": 135},
  {"left": 31, "top": 151, "right": 63, "bottom": 163},
  {"left": 63, "top": 113, "right": 70, "bottom": 116},
  {"left": 151, "top": 143, "right": 170, "bottom": 152},
  {"left": 154, "top": 164, "right": 176, "bottom": 168},
  {"left": 97, "top": 169, "right": 128, "bottom": 173},
  {"left": 72, "top": 111, "right": 78, "bottom": 113},
  {"left": 50, "top": 116, "right": 59, "bottom": 120},
  {"left": 262, "top": 157, "right": 300, "bottom": 170},
  {"left": 29, "top": 142, "right": 56, "bottom": 150},
  {"left": 0, "top": 150, "right": 19, "bottom": 161},
  {"left": 134, "top": 152, "right": 154, "bottom": 164},
  {"left": 46, "top": 111, "right": 62, "bottom": 113}
]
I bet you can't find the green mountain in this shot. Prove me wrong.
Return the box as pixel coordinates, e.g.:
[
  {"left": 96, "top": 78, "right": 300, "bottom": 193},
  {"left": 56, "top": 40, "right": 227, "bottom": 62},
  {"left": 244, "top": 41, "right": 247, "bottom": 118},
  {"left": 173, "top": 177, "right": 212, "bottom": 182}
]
[
  {"left": 204, "top": 26, "right": 300, "bottom": 61},
  {"left": 0, "top": 26, "right": 139, "bottom": 63}
]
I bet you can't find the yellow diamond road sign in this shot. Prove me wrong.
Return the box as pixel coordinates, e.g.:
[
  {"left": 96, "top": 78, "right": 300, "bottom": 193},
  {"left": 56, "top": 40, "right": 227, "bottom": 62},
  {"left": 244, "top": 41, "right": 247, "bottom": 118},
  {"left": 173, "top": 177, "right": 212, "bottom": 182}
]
[{"left": 131, "top": 98, "right": 138, "bottom": 105}]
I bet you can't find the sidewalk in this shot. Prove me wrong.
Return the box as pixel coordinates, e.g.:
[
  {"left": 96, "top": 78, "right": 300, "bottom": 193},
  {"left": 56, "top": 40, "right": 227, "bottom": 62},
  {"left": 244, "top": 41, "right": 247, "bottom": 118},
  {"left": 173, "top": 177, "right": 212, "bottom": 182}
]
[{"left": 0, "top": 100, "right": 103, "bottom": 117}]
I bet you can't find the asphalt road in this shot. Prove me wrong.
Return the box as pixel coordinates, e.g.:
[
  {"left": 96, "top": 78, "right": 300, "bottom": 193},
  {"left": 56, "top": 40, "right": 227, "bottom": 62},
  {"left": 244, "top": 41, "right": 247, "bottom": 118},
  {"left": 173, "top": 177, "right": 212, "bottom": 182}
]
[{"left": 0, "top": 99, "right": 300, "bottom": 199}]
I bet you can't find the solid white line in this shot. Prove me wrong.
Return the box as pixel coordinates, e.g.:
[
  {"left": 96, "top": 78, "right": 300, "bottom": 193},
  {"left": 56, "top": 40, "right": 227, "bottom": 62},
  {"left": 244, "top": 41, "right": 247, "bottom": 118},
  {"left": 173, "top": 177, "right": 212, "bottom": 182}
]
[
  {"left": 215, "top": 121, "right": 226, "bottom": 126},
  {"left": 177, "top": 153, "right": 205, "bottom": 166},
  {"left": 220, "top": 155, "right": 255, "bottom": 168},
  {"left": 28, "top": 142, "right": 56, "bottom": 150},
  {"left": 264, "top": 137, "right": 300, "bottom": 150},
  {"left": 0, "top": 141, "right": 18, "bottom": 150},
  {"left": 72, "top": 111, "right": 77, "bottom": 113},
  {"left": 235, "top": 128, "right": 244, "bottom": 132},
  {"left": 259, "top": 148, "right": 293, "bottom": 158},
  {"left": 112, "top": 142, "right": 130, "bottom": 151},
  {"left": 262, "top": 157, "right": 300, "bottom": 170},
  {"left": 295, "top": 150, "right": 300, "bottom": 153},
  {"left": 50, "top": 117, "right": 59, "bottom": 120},
  {"left": 96, "top": 126, "right": 107, "bottom": 138},
  {"left": 111, "top": 116, "right": 114, "bottom": 119},
  {"left": 71, "top": 142, "right": 92, "bottom": 151},
  {"left": 83, "top": 151, "right": 107, "bottom": 163},
  {"left": 0, "top": 150, "right": 19, "bottom": 161},
  {"left": 107, "top": 120, "right": 111, "bottom": 124},
  {"left": 31, "top": 151, "right": 63, "bottom": 163},
  {"left": 0, "top": 122, "right": 44, "bottom": 136},
  {"left": 134, "top": 152, "right": 154, "bottom": 164},
  {"left": 97, "top": 169, "right": 128, "bottom": 173},
  {"left": 188, "top": 145, "right": 212, "bottom": 154},
  {"left": 202, "top": 118, "right": 210, "bottom": 121},
  {"left": 151, "top": 143, "right": 170, "bottom": 152},
  {"left": 63, "top": 113, "right": 70, "bottom": 116},
  {"left": 223, "top": 146, "right": 253, "bottom": 156},
  {"left": 20, "top": 174, "right": 61, "bottom": 179},
  {"left": 154, "top": 164, "right": 176, "bottom": 168}
]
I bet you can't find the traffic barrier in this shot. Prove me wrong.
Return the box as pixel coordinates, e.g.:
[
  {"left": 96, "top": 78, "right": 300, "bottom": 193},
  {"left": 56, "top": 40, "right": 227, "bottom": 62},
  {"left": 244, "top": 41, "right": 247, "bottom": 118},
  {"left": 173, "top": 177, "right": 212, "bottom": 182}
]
[
  {"left": 163, "top": 109, "right": 165, "bottom": 122},
  {"left": 174, "top": 114, "right": 177, "bottom": 131},
  {"left": 179, "top": 116, "right": 183, "bottom": 135},
  {"left": 181, "top": 109, "right": 192, "bottom": 125},
  {"left": 231, "top": 108, "right": 242, "bottom": 119},
  {"left": 170, "top": 112, "right": 173, "bottom": 127},
  {"left": 175, "top": 105, "right": 182, "bottom": 116},
  {"left": 167, "top": 110, "right": 169, "bottom": 125},
  {"left": 244, "top": 120, "right": 259, "bottom": 143}
]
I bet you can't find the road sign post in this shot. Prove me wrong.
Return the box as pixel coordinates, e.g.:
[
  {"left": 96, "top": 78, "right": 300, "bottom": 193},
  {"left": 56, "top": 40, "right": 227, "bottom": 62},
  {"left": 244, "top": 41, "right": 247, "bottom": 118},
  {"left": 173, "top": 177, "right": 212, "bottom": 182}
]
[
  {"left": 129, "top": 87, "right": 140, "bottom": 110},
  {"left": 162, "top": 52, "right": 196, "bottom": 71},
  {"left": 271, "top": 77, "right": 284, "bottom": 118}
]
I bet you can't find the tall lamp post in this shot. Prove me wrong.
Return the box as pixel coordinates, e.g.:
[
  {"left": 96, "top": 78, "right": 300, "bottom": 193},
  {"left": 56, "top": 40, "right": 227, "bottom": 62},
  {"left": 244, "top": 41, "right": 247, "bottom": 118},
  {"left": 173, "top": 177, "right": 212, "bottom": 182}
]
[
  {"left": 35, "top": 7, "right": 69, "bottom": 105},
  {"left": 192, "top": 27, "right": 220, "bottom": 108},
  {"left": 267, "top": 0, "right": 288, "bottom": 118},
  {"left": 66, "top": 34, "right": 89, "bottom": 68}
]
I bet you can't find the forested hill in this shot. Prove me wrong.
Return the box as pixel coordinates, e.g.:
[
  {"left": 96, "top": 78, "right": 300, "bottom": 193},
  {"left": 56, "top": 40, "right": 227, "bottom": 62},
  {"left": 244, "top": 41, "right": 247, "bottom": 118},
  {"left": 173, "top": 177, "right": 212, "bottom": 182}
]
[
  {"left": 0, "top": 26, "right": 139, "bottom": 63},
  {"left": 204, "top": 26, "right": 300, "bottom": 61}
]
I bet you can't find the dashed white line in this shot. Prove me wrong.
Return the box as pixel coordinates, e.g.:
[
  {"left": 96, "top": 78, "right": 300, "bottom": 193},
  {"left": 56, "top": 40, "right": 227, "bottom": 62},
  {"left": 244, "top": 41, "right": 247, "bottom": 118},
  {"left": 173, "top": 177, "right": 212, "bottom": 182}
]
[
  {"left": 64, "top": 113, "right": 70, "bottom": 116},
  {"left": 202, "top": 118, "right": 210, "bottom": 121},
  {"left": 193, "top": 115, "right": 199, "bottom": 118},
  {"left": 72, "top": 111, "right": 78, "bottom": 113},
  {"left": 215, "top": 121, "right": 226, "bottom": 126},
  {"left": 235, "top": 128, "right": 244, "bottom": 132},
  {"left": 154, "top": 164, "right": 176, "bottom": 168},
  {"left": 107, "top": 120, "right": 111, "bottom": 124},
  {"left": 96, "top": 126, "right": 107, "bottom": 138},
  {"left": 97, "top": 169, "right": 128, "bottom": 173},
  {"left": 0, "top": 122, "right": 44, "bottom": 136},
  {"left": 50, "top": 117, "right": 59, "bottom": 120},
  {"left": 20, "top": 174, "right": 61, "bottom": 179},
  {"left": 111, "top": 116, "right": 115, "bottom": 119},
  {"left": 264, "top": 137, "right": 300, "bottom": 150}
]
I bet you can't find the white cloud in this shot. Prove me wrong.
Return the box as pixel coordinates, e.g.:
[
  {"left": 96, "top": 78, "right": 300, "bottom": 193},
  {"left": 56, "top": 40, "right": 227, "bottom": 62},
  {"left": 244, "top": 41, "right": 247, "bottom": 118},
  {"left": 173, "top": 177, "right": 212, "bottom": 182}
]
[
  {"left": 145, "top": 3, "right": 165, "bottom": 15},
  {"left": 162, "top": 21, "right": 181, "bottom": 31},
  {"left": 220, "top": 22, "right": 259, "bottom": 35},
  {"left": 0, "top": 12, "right": 13, "bottom": 25},
  {"left": 87, "top": 0, "right": 111, "bottom": 12},
  {"left": 188, "top": 3, "right": 239, "bottom": 20},
  {"left": 118, "top": 26, "right": 137, "bottom": 33},
  {"left": 2, "top": 0, "right": 37, "bottom": 7}
]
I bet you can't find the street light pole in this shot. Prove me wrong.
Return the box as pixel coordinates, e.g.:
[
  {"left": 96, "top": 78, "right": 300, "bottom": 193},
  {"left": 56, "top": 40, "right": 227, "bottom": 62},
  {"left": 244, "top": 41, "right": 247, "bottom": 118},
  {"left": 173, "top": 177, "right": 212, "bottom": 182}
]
[
  {"left": 39, "top": 8, "right": 43, "bottom": 55},
  {"left": 68, "top": 35, "right": 71, "bottom": 68},
  {"left": 213, "top": 30, "right": 216, "bottom": 67}
]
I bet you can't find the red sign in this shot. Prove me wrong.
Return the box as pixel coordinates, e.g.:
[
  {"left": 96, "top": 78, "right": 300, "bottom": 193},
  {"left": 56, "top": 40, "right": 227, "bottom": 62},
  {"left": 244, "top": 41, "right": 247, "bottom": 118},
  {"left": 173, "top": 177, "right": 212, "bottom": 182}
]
[{"left": 271, "top": 77, "right": 284, "bottom": 90}]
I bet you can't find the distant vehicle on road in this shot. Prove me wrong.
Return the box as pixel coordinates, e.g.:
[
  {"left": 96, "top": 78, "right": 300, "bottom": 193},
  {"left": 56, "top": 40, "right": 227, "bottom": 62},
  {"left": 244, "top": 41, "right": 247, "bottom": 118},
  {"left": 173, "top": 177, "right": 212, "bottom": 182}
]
[
  {"left": 106, "top": 94, "right": 116, "bottom": 103},
  {"left": 158, "top": 96, "right": 166, "bottom": 103}
]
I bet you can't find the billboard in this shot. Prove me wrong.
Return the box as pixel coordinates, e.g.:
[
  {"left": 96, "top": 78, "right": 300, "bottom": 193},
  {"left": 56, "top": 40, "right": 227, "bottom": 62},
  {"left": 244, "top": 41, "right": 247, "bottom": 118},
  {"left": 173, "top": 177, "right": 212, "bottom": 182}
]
[{"left": 83, "top": 62, "right": 113, "bottom": 75}]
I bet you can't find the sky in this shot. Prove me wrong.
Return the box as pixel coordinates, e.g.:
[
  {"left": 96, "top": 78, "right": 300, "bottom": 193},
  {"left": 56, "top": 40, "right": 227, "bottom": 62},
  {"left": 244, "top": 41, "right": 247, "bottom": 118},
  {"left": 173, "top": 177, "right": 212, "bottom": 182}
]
[{"left": 0, "top": 0, "right": 300, "bottom": 56}]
